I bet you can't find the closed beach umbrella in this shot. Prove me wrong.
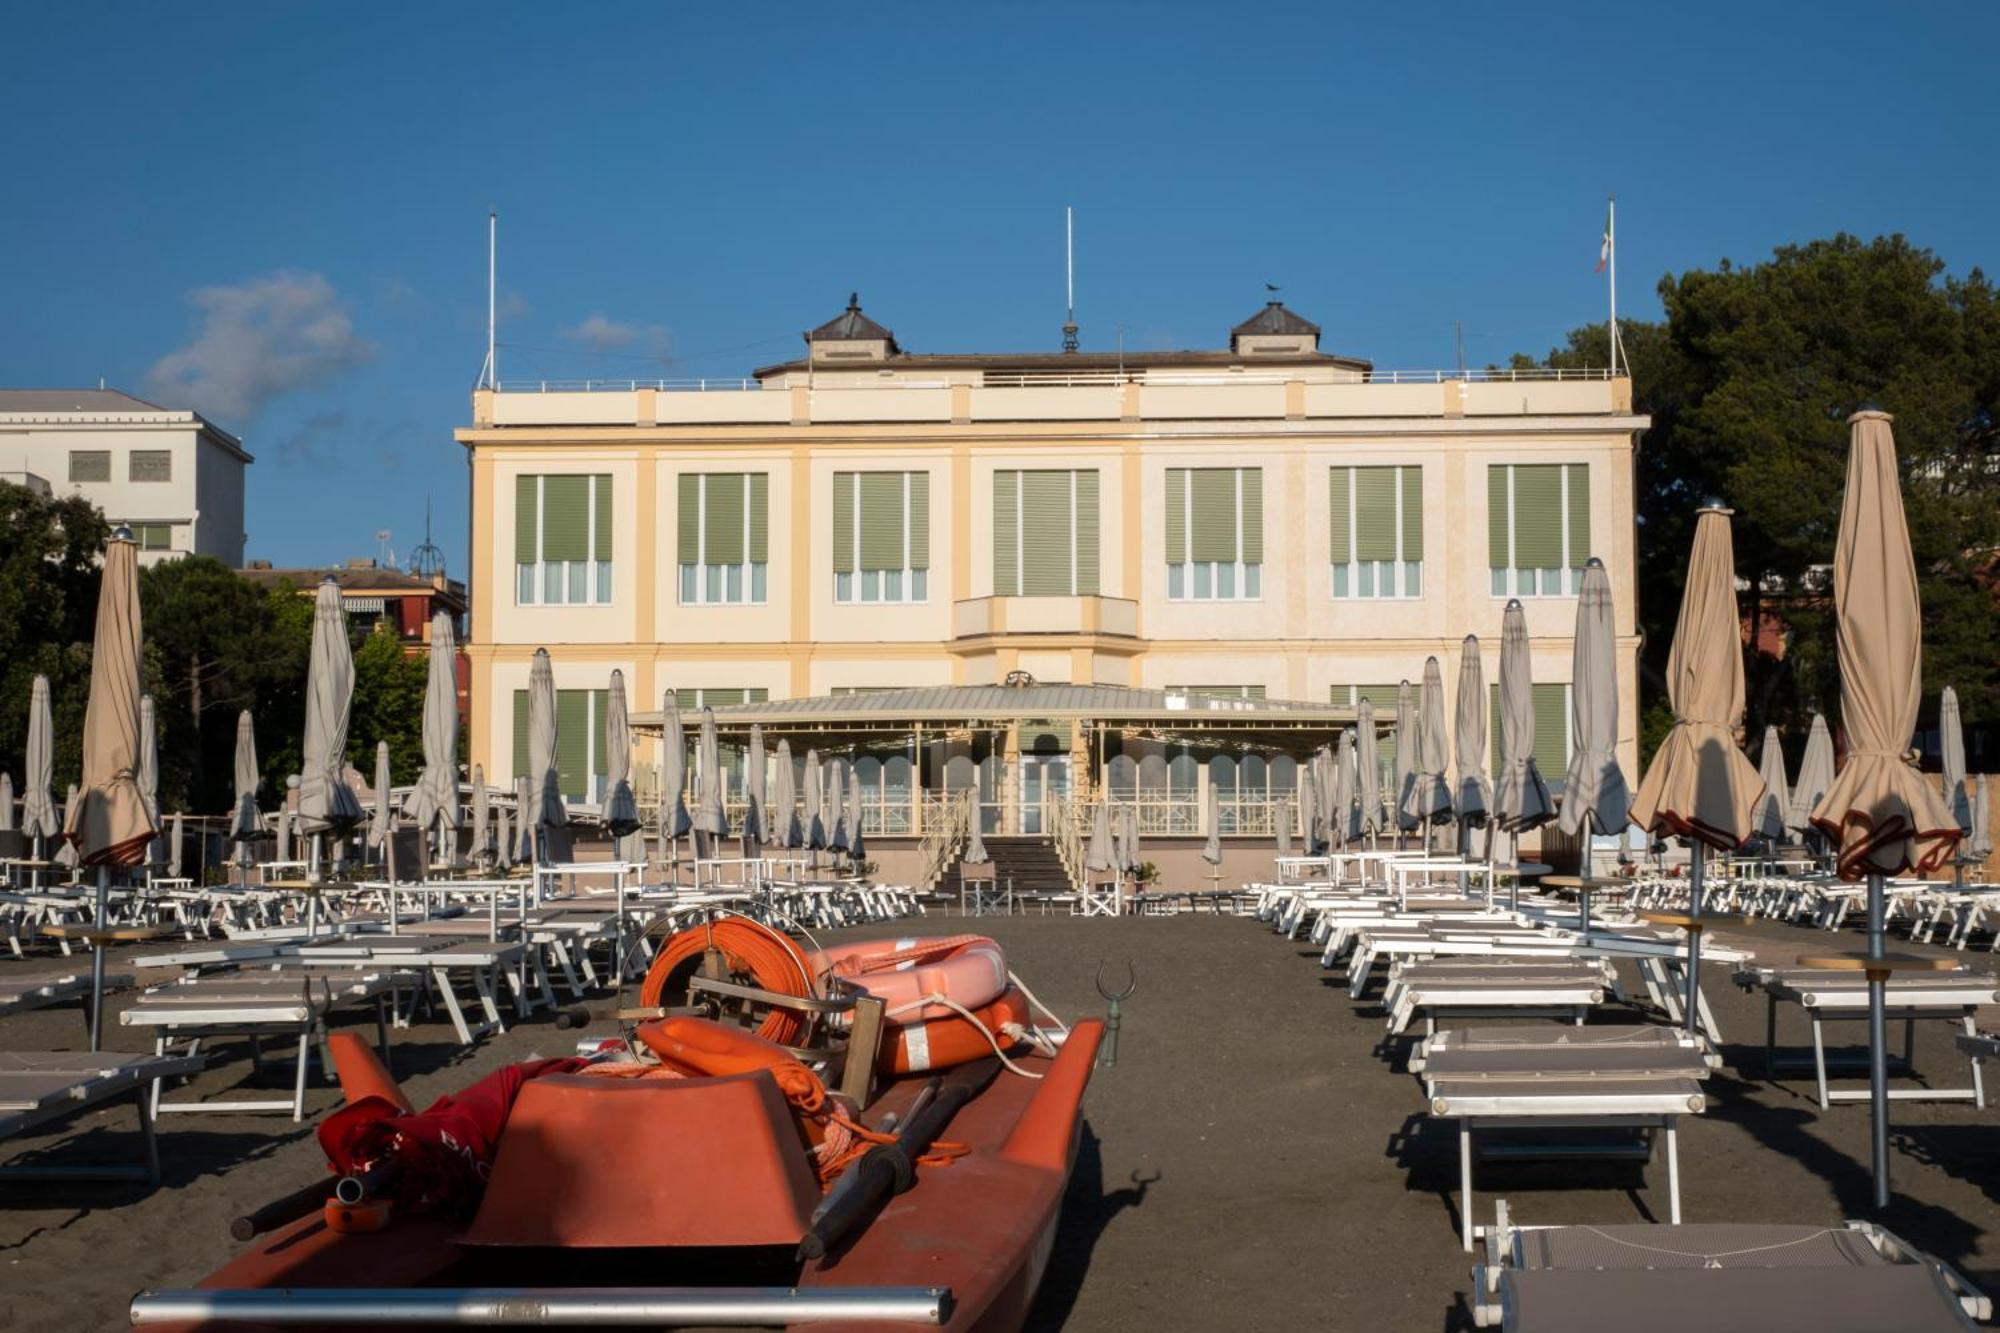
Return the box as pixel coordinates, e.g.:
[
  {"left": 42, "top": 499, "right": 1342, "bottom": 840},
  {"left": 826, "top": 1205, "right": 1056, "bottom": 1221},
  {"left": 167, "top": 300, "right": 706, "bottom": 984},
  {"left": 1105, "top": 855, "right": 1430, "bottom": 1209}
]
[
  {"left": 1296, "top": 764, "right": 1319, "bottom": 856},
  {"left": 803, "top": 749, "right": 825, "bottom": 851},
  {"left": 847, "top": 764, "right": 866, "bottom": 867},
  {"left": 1969, "top": 776, "right": 1992, "bottom": 864},
  {"left": 470, "top": 765, "right": 490, "bottom": 864},
  {"left": 1402, "top": 657, "right": 1453, "bottom": 827},
  {"left": 1454, "top": 637, "right": 1491, "bottom": 829},
  {"left": 772, "top": 739, "right": 798, "bottom": 850},
  {"left": 1087, "top": 799, "right": 1115, "bottom": 872},
  {"left": 1393, "top": 680, "right": 1420, "bottom": 834},
  {"left": 1789, "top": 713, "right": 1837, "bottom": 839},
  {"left": 1558, "top": 559, "right": 1631, "bottom": 840},
  {"left": 369, "top": 741, "right": 395, "bottom": 876},
  {"left": 1493, "top": 601, "right": 1556, "bottom": 834},
  {"left": 1356, "top": 700, "right": 1382, "bottom": 841},
  {"left": 1202, "top": 781, "right": 1222, "bottom": 865},
  {"left": 1753, "top": 726, "right": 1792, "bottom": 844},
  {"left": 602, "top": 670, "right": 641, "bottom": 842},
  {"left": 1629, "top": 502, "right": 1766, "bottom": 1038},
  {"left": 492, "top": 784, "right": 512, "bottom": 870},
  {"left": 298, "top": 579, "right": 365, "bottom": 840},
  {"left": 963, "top": 803, "right": 990, "bottom": 866},
  {"left": 1332, "top": 729, "right": 1360, "bottom": 849},
  {"left": 22, "top": 675, "right": 59, "bottom": 843},
  {"left": 228, "top": 710, "right": 264, "bottom": 849},
  {"left": 0, "top": 772, "right": 12, "bottom": 832},
  {"left": 1121, "top": 801, "right": 1143, "bottom": 872},
  {"left": 168, "top": 811, "right": 184, "bottom": 878},
  {"left": 825, "top": 759, "right": 849, "bottom": 855},
  {"left": 1940, "top": 686, "right": 1971, "bottom": 838},
  {"left": 405, "top": 611, "right": 460, "bottom": 840},
  {"left": 1807, "top": 409, "right": 1959, "bottom": 1210},
  {"left": 1274, "top": 795, "right": 1293, "bottom": 858},
  {"left": 660, "top": 690, "right": 691, "bottom": 840},
  {"left": 692, "top": 707, "right": 727, "bottom": 843},
  {"left": 63, "top": 527, "right": 155, "bottom": 1049},
  {"left": 138, "top": 694, "right": 159, "bottom": 827},
  {"left": 527, "top": 649, "right": 567, "bottom": 837},
  {"left": 513, "top": 775, "right": 536, "bottom": 864},
  {"left": 275, "top": 785, "right": 294, "bottom": 863},
  {"left": 742, "top": 723, "right": 767, "bottom": 855},
  {"left": 56, "top": 784, "right": 81, "bottom": 869}
]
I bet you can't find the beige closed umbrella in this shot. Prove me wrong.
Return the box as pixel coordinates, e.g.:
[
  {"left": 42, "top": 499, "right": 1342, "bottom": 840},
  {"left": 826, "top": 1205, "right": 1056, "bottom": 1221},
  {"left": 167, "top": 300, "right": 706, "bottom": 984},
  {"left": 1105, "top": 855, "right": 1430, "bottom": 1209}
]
[
  {"left": 1789, "top": 713, "right": 1837, "bottom": 845},
  {"left": 1453, "top": 637, "right": 1491, "bottom": 843},
  {"left": 1202, "top": 780, "right": 1222, "bottom": 868},
  {"left": 469, "top": 764, "right": 491, "bottom": 866},
  {"left": 803, "top": 749, "right": 825, "bottom": 852},
  {"left": 56, "top": 783, "right": 82, "bottom": 871},
  {"left": 692, "top": 706, "right": 727, "bottom": 857},
  {"left": 138, "top": 694, "right": 159, "bottom": 865},
  {"left": 659, "top": 690, "right": 691, "bottom": 881},
  {"left": 227, "top": 710, "right": 266, "bottom": 873},
  {"left": 63, "top": 528, "right": 156, "bottom": 1048},
  {"left": 1557, "top": 559, "right": 1631, "bottom": 851},
  {"left": 1273, "top": 794, "right": 1293, "bottom": 859},
  {"left": 1331, "top": 729, "right": 1359, "bottom": 850},
  {"left": 742, "top": 723, "right": 767, "bottom": 860},
  {"left": 1628, "top": 502, "right": 1765, "bottom": 1037},
  {"left": 22, "top": 675, "right": 60, "bottom": 853},
  {"left": 1753, "top": 726, "right": 1792, "bottom": 845},
  {"left": 1969, "top": 776, "right": 1992, "bottom": 864},
  {"left": 825, "top": 759, "right": 850, "bottom": 856},
  {"left": 1402, "top": 657, "right": 1453, "bottom": 829},
  {"left": 772, "top": 739, "right": 799, "bottom": 850},
  {"left": 1356, "top": 699, "right": 1382, "bottom": 844},
  {"left": 1393, "top": 680, "right": 1420, "bottom": 837},
  {"left": 368, "top": 740, "right": 396, "bottom": 878},
  {"left": 847, "top": 763, "right": 866, "bottom": 869},
  {"left": 526, "top": 649, "right": 568, "bottom": 863},
  {"left": 297, "top": 579, "right": 365, "bottom": 862},
  {"left": 1083, "top": 798, "right": 1112, "bottom": 875},
  {"left": 602, "top": 671, "right": 642, "bottom": 854},
  {"left": 404, "top": 610, "right": 460, "bottom": 855},
  {"left": 1808, "top": 409, "right": 1959, "bottom": 1209},
  {"left": 1295, "top": 762, "right": 1319, "bottom": 858},
  {"left": 1939, "top": 686, "right": 1971, "bottom": 844},
  {"left": 1493, "top": 600, "right": 1555, "bottom": 835}
]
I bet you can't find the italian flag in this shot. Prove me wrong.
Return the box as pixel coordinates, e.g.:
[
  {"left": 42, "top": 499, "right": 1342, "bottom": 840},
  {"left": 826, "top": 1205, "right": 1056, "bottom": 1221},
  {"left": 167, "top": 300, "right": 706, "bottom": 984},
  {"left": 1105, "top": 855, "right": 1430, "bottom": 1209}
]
[{"left": 1596, "top": 205, "right": 1612, "bottom": 273}]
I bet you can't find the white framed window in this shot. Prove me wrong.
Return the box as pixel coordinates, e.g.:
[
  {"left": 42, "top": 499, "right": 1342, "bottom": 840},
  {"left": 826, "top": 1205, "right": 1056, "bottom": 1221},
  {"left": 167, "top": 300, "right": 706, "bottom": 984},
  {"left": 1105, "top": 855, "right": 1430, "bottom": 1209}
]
[
  {"left": 1329, "top": 465, "right": 1423, "bottom": 599},
  {"left": 515, "top": 474, "right": 613, "bottom": 606},
  {"left": 1489, "top": 462, "right": 1590, "bottom": 598},
  {"left": 129, "top": 450, "right": 172, "bottom": 482},
  {"left": 1166, "top": 467, "right": 1262, "bottom": 601},
  {"left": 834, "top": 470, "right": 929, "bottom": 603},
  {"left": 126, "top": 522, "right": 174, "bottom": 551},
  {"left": 678, "top": 473, "right": 768, "bottom": 605},
  {"left": 69, "top": 450, "right": 110, "bottom": 483}
]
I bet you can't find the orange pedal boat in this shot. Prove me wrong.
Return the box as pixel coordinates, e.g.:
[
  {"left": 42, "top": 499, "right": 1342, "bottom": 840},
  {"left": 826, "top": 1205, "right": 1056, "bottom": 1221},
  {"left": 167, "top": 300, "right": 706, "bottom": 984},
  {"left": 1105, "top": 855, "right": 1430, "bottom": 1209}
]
[{"left": 130, "top": 925, "right": 1104, "bottom": 1333}]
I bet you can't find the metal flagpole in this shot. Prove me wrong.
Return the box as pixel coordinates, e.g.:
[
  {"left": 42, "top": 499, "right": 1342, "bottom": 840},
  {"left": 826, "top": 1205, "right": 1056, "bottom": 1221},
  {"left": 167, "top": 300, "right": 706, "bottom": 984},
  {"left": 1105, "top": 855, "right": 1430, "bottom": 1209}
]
[
  {"left": 486, "top": 212, "right": 498, "bottom": 390},
  {"left": 1607, "top": 195, "right": 1618, "bottom": 378}
]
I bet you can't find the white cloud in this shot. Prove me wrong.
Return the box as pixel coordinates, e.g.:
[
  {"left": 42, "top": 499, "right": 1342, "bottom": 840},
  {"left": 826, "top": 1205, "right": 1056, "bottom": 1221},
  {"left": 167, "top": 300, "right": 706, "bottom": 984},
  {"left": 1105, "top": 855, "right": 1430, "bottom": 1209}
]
[
  {"left": 562, "top": 312, "right": 672, "bottom": 360},
  {"left": 145, "top": 271, "right": 374, "bottom": 423}
]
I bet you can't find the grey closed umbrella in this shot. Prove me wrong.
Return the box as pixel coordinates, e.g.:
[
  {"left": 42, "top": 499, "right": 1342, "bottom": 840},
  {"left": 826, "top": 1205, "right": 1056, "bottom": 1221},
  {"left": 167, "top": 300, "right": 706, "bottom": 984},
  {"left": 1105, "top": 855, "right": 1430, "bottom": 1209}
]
[
  {"left": 56, "top": 784, "right": 82, "bottom": 869},
  {"left": 1356, "top": 699, "right": 1382, "bottom": 842},
  {"left": 772, "top": 739, "right": 799, "bottom": 850},
  {"left": 1202, "top": 781, "right": 1222, "bottom": 866},
  {"left": 297, "top": 578, "right": 364, "bottom": 841},
  {"left": 368, "top": 740, "right": 394, "bottom": 875},
  {"left": 847, "top": 764, "right": 866, "bottom": 868},
  {"left": 602, "top": 670, "right": 642, "bottom": 843},
  {"left": 1393, "top": 680, "right": 1421, "bottom": 835},
  {"left": 1332, "top": 729, "right": 1359, "bottom": 849},
  {"left": 168, "top": 811, "right": 184, "bottom": 879},
  {"left": 803, "top": 749, "right": 826, "bottom": 851},
  {"left": 22, "top": 674, "right": 59, "bottom": 845},
  {"left": 513, "top": 775, "right": 536, "bottom": 865},
  {"left": 404, "top": 610, "right": 460, "bottom": 843},
  {"left": 492, "top": 784, "right": 512, "bottom": 870},
  {"left": 1296, "top": 762, "right": 1319, "bottom": 856},
  {"left": 470, "top": 765, "right": 491, "bottom": 865},
  {"left": 742, "top": 724, "right": 767, "bottom": 856},
  {"left": 825, "top": 759, "right": 850, "bottom": 855},
  {"left": 1493, "top": 601, "right": 1555, "bottom": 834},
  {"left": 1274, "top": 795, "right": 1293, "bottom": 858},
  {"left": 1940, "top": 686, "right": 1971, "bottom": 840},
  {"left": 1088, "top": 799, "right": 1116, "bottom": 871},
  {"left": 0, "top": 772, "right": 12, "bottom": 832},
  {"left": 526, "top": 649, "right": 568, "bottom": 843},
  {"left": 660, "top": 689, "right": 691, "bottom": 840},
  {"left": 1313, "top": 744, "right": 1336, "bottom": 850},
  {"left": 275, "top": 782, "right": 295, "bottom": 863},
  {"left": 1789, "top": 713, "right": 1837, "bottom": 840},
  {"left": 1453, "top": 637, "right": 1491, "bottom": 829},
  {"left": 1121, "top": 801, "right": 1143, "bottom": 872},
  {"left": 1402, "top": 657, "right": 1453, "bottom": 827},
  {"left": 1970, "top": 776, "right": 1992, "bottom": 864},
  {"left": 1753, "top": 726, "right": 1792, "bottom": 844},
  {"left": 1557, "top": 559, "right": 1631, "bottom": 841},
  {"left": 228, "top": 710, "right": 264, "bottom": 851},
  {"left": 692, "top": 707, "right": 727, "bottom": 851}
]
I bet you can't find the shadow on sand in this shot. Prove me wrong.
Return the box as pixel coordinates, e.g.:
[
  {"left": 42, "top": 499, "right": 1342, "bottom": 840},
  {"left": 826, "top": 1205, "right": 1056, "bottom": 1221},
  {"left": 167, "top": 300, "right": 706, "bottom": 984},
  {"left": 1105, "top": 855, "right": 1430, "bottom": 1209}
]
[{"left": 1027, "top": 1122, "right": 1155, "bottom": 1330}]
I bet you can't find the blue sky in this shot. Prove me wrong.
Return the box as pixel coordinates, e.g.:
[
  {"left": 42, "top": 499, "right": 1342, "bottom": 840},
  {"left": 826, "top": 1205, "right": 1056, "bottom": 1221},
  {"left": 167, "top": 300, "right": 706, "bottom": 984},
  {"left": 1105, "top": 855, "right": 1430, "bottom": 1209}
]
[{"left": 4, "top": 2, "right": 1993, "bottom": 573}]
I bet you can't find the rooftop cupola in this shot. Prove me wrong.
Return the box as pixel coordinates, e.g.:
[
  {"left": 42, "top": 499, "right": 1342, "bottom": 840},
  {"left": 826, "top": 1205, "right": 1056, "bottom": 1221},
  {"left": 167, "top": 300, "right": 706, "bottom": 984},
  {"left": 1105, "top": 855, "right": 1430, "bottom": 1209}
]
[
  {"left": 806, "top": 293, "right": 900, "bottom": 363},
  {"left": 1229, "top": 300, "right": 1321, "bottom": 356}
]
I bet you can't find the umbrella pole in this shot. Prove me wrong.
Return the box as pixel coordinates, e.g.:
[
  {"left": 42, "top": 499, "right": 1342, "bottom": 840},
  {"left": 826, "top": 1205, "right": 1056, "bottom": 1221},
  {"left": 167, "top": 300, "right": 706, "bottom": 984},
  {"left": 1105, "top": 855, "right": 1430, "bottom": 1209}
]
[
  {"left": 1682, "top": 841, "right": 1705, "bottom": 1036},
  {"left": 90, "top": 865, "right": 109, "bottom": 1052},
  {"left": 1866, "top": 870, "right": 1890, "bottom": 1209}
]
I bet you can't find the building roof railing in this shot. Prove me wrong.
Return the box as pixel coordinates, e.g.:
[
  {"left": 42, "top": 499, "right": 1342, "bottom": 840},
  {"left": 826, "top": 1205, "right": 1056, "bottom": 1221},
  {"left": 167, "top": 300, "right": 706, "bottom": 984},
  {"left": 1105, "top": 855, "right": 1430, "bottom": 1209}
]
[{"left": 487, "top": 365, "right": 1615, "bottom": 394}]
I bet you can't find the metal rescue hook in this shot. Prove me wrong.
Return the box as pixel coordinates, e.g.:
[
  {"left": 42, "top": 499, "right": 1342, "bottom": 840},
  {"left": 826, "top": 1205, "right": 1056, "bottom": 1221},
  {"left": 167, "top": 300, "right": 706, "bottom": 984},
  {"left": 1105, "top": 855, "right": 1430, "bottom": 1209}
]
[{"left": 1094, "top": 959, "right": 1136, "bottom": 1069}]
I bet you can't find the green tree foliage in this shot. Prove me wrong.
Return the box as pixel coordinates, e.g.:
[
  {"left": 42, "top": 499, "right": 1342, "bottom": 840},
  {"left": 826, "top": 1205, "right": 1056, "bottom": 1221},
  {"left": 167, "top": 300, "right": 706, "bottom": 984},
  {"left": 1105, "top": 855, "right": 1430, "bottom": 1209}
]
[
  {"left": 0, "top": 481, "right": 109, "bottom": 792},
  {"left": 1519, "top": 234, "right": 2000, "bottom": 761},
  {"left": 349, "top": 625, "right": 430, "bottom": 784}
]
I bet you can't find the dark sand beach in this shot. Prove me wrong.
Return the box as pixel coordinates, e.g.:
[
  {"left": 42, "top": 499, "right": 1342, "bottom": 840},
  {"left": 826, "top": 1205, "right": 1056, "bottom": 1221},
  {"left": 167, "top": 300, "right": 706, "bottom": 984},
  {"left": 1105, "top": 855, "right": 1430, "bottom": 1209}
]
[{"left": 3, "top": 911, "right": 1997, "bottom": 1331}]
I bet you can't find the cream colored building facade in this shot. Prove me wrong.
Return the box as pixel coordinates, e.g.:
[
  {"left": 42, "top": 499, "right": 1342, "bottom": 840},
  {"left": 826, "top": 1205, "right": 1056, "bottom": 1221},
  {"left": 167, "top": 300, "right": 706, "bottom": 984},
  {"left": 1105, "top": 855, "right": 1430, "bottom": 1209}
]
[{"left": 457, "top": 299, "right": 1646, "bottom": 818}]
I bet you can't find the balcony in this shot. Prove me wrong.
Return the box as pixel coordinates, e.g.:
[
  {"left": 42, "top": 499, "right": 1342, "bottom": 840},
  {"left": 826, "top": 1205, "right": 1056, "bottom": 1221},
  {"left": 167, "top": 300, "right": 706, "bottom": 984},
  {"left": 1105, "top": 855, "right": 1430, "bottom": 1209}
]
[{"left": 950, "top": 595, "right": 1139, "bottom": 642}]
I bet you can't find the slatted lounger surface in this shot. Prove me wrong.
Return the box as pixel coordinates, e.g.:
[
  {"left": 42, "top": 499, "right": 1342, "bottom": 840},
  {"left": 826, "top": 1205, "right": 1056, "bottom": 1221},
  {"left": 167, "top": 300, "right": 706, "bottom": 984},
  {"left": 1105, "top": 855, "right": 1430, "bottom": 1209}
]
[
  {"left": 1471, "top": 1216, "right": 1989, "bottom": 1332},
  {"left": 0, "top": 1051, "right": 206, "bottom": 1184},
  {"left": 1739, "top": 965, "right": 1997, "bottom": 1108},
  {"left": 0, "top": 971, "right": 132, "bottom": 1018},
  {"left": 1382, "top": 961, "right": 1616, "bottom": 1035},
  {"left": 1411, "top": 1023, "right": 1718, "bottom": 1073}
]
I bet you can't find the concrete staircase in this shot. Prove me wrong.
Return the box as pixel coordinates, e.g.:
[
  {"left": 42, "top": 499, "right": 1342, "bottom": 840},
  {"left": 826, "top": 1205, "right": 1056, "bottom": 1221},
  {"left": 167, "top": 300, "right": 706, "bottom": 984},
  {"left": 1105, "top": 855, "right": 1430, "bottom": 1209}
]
[{"left": 947, "top": 836, "right": 1073, "bottom": 899}]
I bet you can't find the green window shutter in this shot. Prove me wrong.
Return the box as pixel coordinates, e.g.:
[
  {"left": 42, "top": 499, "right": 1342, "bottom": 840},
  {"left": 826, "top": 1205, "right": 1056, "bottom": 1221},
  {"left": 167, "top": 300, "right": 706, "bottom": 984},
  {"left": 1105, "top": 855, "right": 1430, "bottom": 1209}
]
[
  {"left": 832, "top": 473, "right": 856, "bottom": 575},
  {"left": 593, "top": 690, "right": 610, "bottom": 779},
  {"left": 1164, "top": 469, "right": 1187, "bottom": 565},
  {"left": 1074, "top": 470, "right": 1100, "bottom": 595},
  {"left": 1354, "top": 685, "right": 1401, "bottom": 712},
  {"left": 542, "top": 475, "right": 588, "bottom": 561},
  {"left": 859, "top": 472, "right": 907, "bottom": 571},
  {"left": 1488, "top": 466, "right": 1510, "bottom": 570},
  {"left": 1400, "top": 467, "right": 1423, "bottom": 562},
  {"left": 993, "top": 471, "right": 1020, "bottom": 596},
  {"left": 1329, "top": 467, "right": 1351, "bottom": 562},
  {"left": 592, "top": 475, "right": 613, "bottom": 561},
  {"left": 748, "top": 473, "right": 769, "bottom": 563},
  {"left": 1020, "top": 471, "right": 1073, "bottom": 596},
  {"left": 676, "top": 474, "right": 700, "bottom": 564},
  {"left": 908, "top": 472, "right": 930, "bottom": 570},
  {"left": 515, "top": 476, "right": 539, "bottom": 565},
  {"left": 556, "top": 690, "right": 589, "bottom": 801},
  {"left": 1513, "top": 465, "right": 1563, "bottom": 568},
  {"left": 1354, "top": 467, "right": 1398, "bottom": 562},
  {"left": 1190, "top": 468, "right": 1238, "bottom": 563},
  {"left": 513, "top": 690, "right": 530, "bottom": 782},
  {"left": 1241, "top": 468, "right": 1263, "bottom": 564},
  {"left": 1331, "top": 686, "right": 1354, "bottom": 706},
  {"left": 705, "top": 474, "right": 746, "bottom": 565},
  {"left": 1566, "top": 463, "right": 1590, "bottom": 566},
  {"left": 1533, "top": 683, "right": 1568, "bottom": 778}
]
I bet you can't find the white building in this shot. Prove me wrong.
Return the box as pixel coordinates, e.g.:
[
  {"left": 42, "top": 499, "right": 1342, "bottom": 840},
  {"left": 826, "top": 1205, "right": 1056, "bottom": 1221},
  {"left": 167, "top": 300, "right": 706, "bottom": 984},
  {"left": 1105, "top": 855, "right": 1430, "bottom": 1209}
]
[{"left": 0, "top": 389, "right": 252, "bottom": 566}]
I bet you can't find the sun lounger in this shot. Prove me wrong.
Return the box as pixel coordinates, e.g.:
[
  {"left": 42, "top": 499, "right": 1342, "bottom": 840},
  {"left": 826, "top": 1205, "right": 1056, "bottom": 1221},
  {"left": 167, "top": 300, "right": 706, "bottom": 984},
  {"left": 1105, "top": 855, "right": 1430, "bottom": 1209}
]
[
  {"left": 121, "top": 971, "right": 403, "bottom": 1120},
  {"left": 1737, "top": 964, "right": 1996, "bottom": 1109},
  {"left": 289, "top": 937, "right": 530, "bottom": 1043},
  {"left": 1419, "top": 1024, "right": 1712, "bottom": 1249},
  {"left": 1411, "top": 1023, "right": 1719, "bottom": 1075},
  {"left": 1468, "top": 1202, "right": 1989, "bottom": 1331},
  {"left": 1, "top": 1051, "right": 205, "bottom": 1185},
  {"left": 0, "top": 970, "right": 133, "bottom": 1021},
  {"left": 1382, "top": 959, "right": 1616, "bottom": 1036}
]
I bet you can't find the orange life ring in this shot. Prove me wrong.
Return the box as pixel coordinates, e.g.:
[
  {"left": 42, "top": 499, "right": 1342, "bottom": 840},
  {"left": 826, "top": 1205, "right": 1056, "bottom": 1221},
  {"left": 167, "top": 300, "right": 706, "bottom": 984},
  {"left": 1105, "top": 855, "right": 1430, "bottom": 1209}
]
[
  {"left": 877, "top": 984, "right": 1031, "bottom": 1075},
  {"left": 635, "top": 1015, "right": 827, "bottom": 1114},
  {"left": 810, "top": 935, "right": 1009, "bottom": 1025}
]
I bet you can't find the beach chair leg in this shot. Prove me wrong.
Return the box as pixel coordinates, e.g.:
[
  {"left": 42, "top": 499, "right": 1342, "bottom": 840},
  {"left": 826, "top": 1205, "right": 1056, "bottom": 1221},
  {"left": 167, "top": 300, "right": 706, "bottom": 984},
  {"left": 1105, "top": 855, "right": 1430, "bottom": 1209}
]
[
  {"left": 1664, "top": 1120, "right": 1681, "bottom": 1223},
  {"left": 375, "top": 996, "right": 392, "bottom": 1069},
  {"left": 1765, "top": 993, "right": 1778, "bottom": 1076},
  {"left": 135, "top": 1086, "right": 162, "bottom": 1186},
  {"left": 248, "top": 1033, "right": 263, "bottom": 1072},
  {"left": 474, "top": 966, "right": 506, "bottom": 1034},
  {"left": 1811, "top": 1011, "right": 1832, "bottom": 1109},
  {"left": 1695, "top": 984, "right": 1723, "bottom": 1046},
  {"left": 432, "top": 971, "right": 475, "bottom": 1045},
  {"left": 1460, "top": 1122, "right": 1476, "bottom": 1251},
  {"left": 151, "top": 1036, "right": 168, "bottom": 1117},
  {"left": 292, "top": 1029, "right": 311, "bottom": 1122},
  {"left": 1965, "top": 1015, "right": 1985, "bottom": 1108}
]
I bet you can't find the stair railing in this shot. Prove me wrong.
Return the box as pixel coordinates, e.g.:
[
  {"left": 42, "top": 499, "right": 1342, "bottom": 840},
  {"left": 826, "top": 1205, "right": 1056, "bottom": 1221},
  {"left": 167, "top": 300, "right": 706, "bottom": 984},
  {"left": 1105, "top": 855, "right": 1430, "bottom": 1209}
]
[
  {"left": 916, "top": 789, "right": 972, "bottom": 891},
  {"left": 1047, "top": 796, "right": 1090, "bottom": 895}
]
